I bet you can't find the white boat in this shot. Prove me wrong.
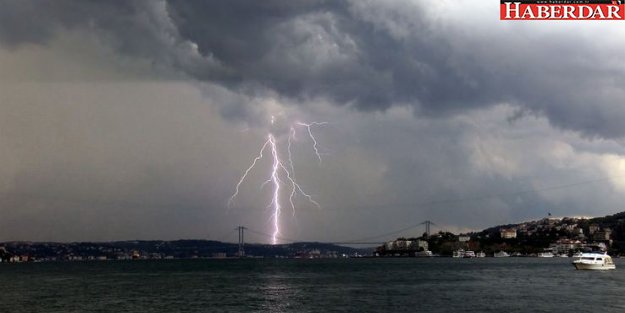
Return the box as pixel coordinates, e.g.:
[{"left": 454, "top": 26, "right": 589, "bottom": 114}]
[
  {"left": 494, "top": 251, "right": 510, "bottom": 258},
  {"left": 537, "top": 252, "right": 554, "bottom": 258},
  {"left": 415, "top": 250, "right": 433, "bottom": 257},
  {"left": 475, "top": 251, "right": 486, "bottom": 258},
  {"left": 572, "top": 252, "right": 615, "bottom": 270},
  {"left": 463, "top": 250, "right": 476, "bottom": 258},
  {"left": 452, "top": 249, "right": 465, "bottom": 258}
]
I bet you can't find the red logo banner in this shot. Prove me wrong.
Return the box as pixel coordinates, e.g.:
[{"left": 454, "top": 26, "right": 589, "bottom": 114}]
[{"left": 500, "top": 1, "right": 625, "bottom": 20}]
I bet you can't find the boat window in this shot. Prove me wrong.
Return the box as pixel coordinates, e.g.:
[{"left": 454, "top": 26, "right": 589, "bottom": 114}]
[{"left": 582, "top": 257, "right": 594, "bottom": 260}]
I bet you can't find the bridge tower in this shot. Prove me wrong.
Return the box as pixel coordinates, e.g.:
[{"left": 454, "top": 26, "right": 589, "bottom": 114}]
[
  {"left": 236, "top": 226, "right": 246, "bottom": 257},
  {"left": 421, "top": 220, "right": 434, "bottom": 238}
]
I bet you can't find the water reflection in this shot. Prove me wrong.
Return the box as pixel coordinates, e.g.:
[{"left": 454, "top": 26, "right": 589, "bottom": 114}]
[{"left": 259, "top": 273, "right": 301, "bottom": 312}]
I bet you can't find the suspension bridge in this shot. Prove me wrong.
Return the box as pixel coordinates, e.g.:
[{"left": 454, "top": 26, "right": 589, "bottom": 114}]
[{"left": 230, "top": 220, "right": 437, "bottom": 256}]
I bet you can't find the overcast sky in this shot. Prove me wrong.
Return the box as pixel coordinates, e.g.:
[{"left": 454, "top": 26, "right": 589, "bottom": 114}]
[{"left": 1, "top": 0, "right": 625, "bottom": 243}]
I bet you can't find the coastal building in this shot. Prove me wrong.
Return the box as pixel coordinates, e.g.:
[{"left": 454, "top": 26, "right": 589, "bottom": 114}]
[
  {"left": 395, "top": 240, "right": 407, "bottom": 250},
  {"left": 211, "top": 252, "right": 227, "bottom": 259},
  {"left": 412, "top": 240, "right": 429, "bottom": 251},
  {"left": 500, "top": 229, "right": 517, "bottom": 239},
  {"left": 385, "top": 241, "right": 395, "bottom": 250},
  {"left": 0, "top": 246, "right": 9, "bottom": 262},
  {"left": 376, "top": 238, "right": 429, "bottom": 256},
  {"left": 458, "top": 235, "right": 470, "bottom": 242},
  {"left": 8, "top": 255, "right": 29, "bottom": 263},
  {"left": 309, "top": 249, "right": 321, "bottom": 258},
  {"left": 550, "top": 239, "right": 582, "bottom": 254},
  {"left": 593, "top": 228, "right": 612, "bottom": 241},
  {"left": 589, "top": 224, "right": 600, "bottom": 235}
]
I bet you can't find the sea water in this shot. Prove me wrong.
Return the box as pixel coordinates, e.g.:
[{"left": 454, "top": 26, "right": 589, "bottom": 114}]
[{"left": 1, "top": 258, "right": 624, "bottom": 312}]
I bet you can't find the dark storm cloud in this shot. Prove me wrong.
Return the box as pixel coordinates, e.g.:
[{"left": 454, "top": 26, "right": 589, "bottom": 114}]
[
  {"left": 166, "top": 0, "right": 474, "bottom": 110},
  {"left": 0, "top": 0, "right": 228, "bottom": 80},
  {"left": 167, "top": 0, "right": 625, "bottom": 138},
  {"left": 2, "top": 0, "right": 625, "bottom": 138}
]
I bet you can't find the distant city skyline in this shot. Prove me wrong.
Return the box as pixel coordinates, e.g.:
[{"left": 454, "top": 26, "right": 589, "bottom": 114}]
[{"left": 1, "top": 1, "right": 625, "bottom": 243}]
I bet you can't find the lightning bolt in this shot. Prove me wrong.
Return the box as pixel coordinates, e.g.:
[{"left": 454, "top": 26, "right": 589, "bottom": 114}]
[
  {"left": 268, "top": 134, "right": 281, "bottom": 244},
  {"left": 228, "top": 139, "right": 271, "bottom": 209},
  {"left": 229, "top": 119, "right": 326, "bottom": 244},
  {"left": 296, "top": 122, "right": 327, "bottom": 163}
]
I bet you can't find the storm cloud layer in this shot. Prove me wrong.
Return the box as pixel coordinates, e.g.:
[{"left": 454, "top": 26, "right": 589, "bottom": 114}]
[
  {"left": 3, "top": 0, "right": 625, "bottom": 136},
  {"left": 1, "top": 0, "right": 625, "bottom": 242}
]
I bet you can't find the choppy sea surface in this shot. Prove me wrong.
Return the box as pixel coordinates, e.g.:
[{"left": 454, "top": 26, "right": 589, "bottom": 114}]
[{"left": 1, "top": 257, "right": 625, "bottom": 312}]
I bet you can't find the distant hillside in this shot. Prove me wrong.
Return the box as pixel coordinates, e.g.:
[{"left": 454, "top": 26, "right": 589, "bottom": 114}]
[
  {"left": 6, "top": 211, "right": 625, "bottom": 261},
  {"left": 469, "top": 211, "right": 625, "bottom": 255},
  {"left": 0, "top": 240, "right": 371, "bottom": 262}
]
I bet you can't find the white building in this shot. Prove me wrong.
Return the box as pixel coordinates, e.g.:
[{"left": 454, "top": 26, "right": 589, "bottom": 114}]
[{"left": 500, "top": 229, "right": 517, "bottom": 239}]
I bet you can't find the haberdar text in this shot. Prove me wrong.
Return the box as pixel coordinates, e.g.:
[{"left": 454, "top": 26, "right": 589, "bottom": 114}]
[{"left": 501, "top": 2, "right": 625, "bottom": 20}]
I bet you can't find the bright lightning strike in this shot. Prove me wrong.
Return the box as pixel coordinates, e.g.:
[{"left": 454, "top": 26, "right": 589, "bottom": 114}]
[
  {"left": 228, "top": 139, "right": 271, "bottom": 209},
  {"left": 228, "top": 118, "right": 326, "bottom": 244},
  {"left": 268, "top": 134, "right": 281, "bottom": 244},
  {"left": 296, "top": 122, "right": 327, "bottom": 164}
]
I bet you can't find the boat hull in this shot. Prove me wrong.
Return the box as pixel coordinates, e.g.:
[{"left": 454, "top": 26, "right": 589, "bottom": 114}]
[{"left": 573, "top": 262, "right": 615, "bottom": 270}]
